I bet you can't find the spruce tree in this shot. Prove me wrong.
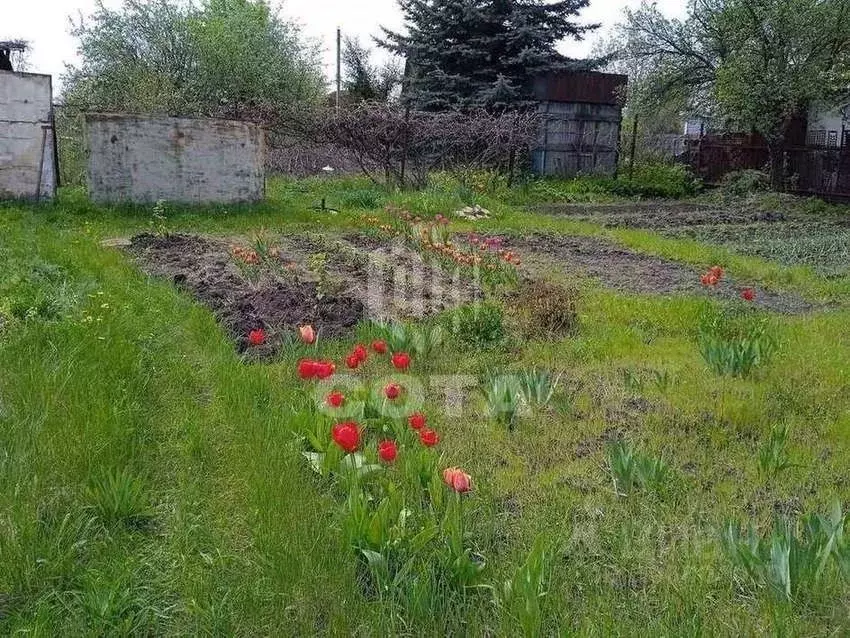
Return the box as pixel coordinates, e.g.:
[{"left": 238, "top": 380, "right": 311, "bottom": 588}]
[{"left": 378, "top": 0, "right": 596, "bottom": 110}]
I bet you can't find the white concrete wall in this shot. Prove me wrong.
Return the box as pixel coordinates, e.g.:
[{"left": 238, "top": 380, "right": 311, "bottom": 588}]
[
  {"left": 85, "top": 114, "right": 265, "bottom": 204},
  {"left": 0, "top": 71, "right": 56, "bottom": 200}
]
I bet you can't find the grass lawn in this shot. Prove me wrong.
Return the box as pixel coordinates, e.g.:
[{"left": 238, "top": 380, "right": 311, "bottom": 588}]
[{"left": 2, "top": 176, "right": 850, "bottom": 635}]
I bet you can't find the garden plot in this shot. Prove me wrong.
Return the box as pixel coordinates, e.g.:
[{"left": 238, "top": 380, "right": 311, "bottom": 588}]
[
  {"left": 505, "top": 233, "right": 814, "bottom": 313},
  {"left": 537, "top": 200, "right": 850, "bottom": 277},
  {"left": 126, "top": 232, "right": 478, "bottom": 354},
  {"left": 535, "top": 201, "right": 790, "bottom": 229}
]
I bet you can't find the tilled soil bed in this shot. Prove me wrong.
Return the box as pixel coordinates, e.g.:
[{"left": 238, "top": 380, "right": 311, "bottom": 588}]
[
  {"left": 504, "top": 234, "right": 815, "bottom": 314},
  {"left": 534, "top": 201, "right": 793, "bottom": 229},
  {"left": 125, "top": 232, "right": 479, "bottom": 356}
]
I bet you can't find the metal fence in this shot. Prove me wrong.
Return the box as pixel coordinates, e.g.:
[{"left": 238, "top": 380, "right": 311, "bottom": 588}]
[{"left": 686, "top": 137, "right": 850, "bottom": 199}]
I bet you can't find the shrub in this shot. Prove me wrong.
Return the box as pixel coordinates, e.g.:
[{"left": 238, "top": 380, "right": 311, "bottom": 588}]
[
  {"left": 720, "top": 169, "right": 770, "bottom": 197},
  {"left": 616, "top": 161, "right": 703, "bottom": 199},
  {"left": 444, "top": 302, "right": 506, "bottom": 349},
  {"left": 510, "top": 281, "right": 579, "bottom": 338}
]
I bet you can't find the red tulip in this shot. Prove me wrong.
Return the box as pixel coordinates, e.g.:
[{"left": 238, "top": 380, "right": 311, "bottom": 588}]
[
  {"left": 371, "top": 340, "right": 388, "bottom": 354},
  {"left": 741, "top": 287, "right": 756, "bottom": 302},
  {"left": 700, "top": 272, "right": 719, "bottom": 287},
  {"left": 326, "top": 390, "right": 345, "bottom": 408},
  {"left": 332, "top": 421, "right": 360, "bottom": 453},
  {"left": 297, "top": 359, "right": 317, "bottom": 379},
  {"left": 353, "top": 344, "right": 368, "bottom": 363},
  {"left": 384, "top": 383, "right": 401, "bottom": 400},
  {"left": 248, "top": 328, "right": 266, "bottom": 346},
  {"left": 346, "top": 354, "right": 360, "bottom": 369},
  {"left": 378, "top": 440, "right": 398, "bottom": 463},
  {"left": 392, "top": 352, "right": 411, "bottom": 370},
  {"left": 709, "top": 266, "right": 724, "bottom": 280},
  {"left": 408, "top": 412, "right": 426, "bottom": 430},
  {"left": 419, "top": 428, "right": 439, "bottom": 447},
  {"left": 315, "top": 361, "right": 335, "bottom": 380},
  {"left": 299, "top": 324, "right": 316, "bottom": 345},
  {"left": 443, "top": 467, "right": 472, "bottom": 493}
]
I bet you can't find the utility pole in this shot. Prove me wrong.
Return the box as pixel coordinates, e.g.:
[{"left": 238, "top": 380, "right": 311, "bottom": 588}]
[{"left": 336, "top": 27, "right": 341, "bottom": 116}]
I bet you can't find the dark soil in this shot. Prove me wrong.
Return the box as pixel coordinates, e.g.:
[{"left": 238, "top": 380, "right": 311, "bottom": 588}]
[
  {"left": 126, "top": 232, "right": 479, "bottom": 357},
  {"left": 505, "top": 234, "right": 815, "bottom": 314},
  {"left": 127, "top": 233, "right": 364, "bottom": 355},
  {"left": 574, "top": 427, "right": 623, "bottom": 459}
]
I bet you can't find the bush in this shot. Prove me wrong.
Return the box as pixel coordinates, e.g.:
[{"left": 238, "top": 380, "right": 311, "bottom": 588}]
[
  {"left": 509, "top": 281, "right": 579, "bottom": 337},
  {"left": 616, "top": 161, "right": 703, "bottom": 199},
  {"left": 720, "top": 170, "right": 770, "bottom": 197}
]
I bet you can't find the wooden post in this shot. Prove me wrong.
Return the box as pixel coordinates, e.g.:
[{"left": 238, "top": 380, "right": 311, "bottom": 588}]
[{"left": 628, "top": 115, "right": 638, "bottom": 181}]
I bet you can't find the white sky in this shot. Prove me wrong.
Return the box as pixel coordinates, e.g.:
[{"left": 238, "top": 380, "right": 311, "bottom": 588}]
[{"left": 3, "top": 0, "right": 686, "bottom": 93}]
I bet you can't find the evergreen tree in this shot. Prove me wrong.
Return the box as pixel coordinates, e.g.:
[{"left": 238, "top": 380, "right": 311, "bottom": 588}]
[
  {"left": 378, "top": 0, "right": 596, "bottom": 110},
  {"left": 343, "top": 37, "right": 404, "bottom": 102}
]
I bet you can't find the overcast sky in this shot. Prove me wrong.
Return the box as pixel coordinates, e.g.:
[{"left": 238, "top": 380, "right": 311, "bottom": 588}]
[{"left": 3, "top": 0, "right": 686, "bottom": 92}]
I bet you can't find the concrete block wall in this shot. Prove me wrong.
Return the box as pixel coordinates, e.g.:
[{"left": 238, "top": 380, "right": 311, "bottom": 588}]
[
  {"left": 85, "top": 114, "right": 265, "bottom": 204},
  {"left": 0, "top": 71, "right": 57, "bottom": 200}
]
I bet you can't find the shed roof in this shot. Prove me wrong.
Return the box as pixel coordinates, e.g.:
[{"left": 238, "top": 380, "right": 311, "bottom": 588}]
[{"left": 534, "top": 71, "right": 628, "bottom": 106}]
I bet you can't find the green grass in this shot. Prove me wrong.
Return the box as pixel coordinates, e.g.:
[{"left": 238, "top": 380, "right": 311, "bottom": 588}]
[{"left": 2, "top": 176, "right": 850, "bottom": 634}]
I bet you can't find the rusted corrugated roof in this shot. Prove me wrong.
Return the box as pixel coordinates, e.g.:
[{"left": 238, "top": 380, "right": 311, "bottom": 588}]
[{"left": 534, "top": 71, "right": 628, "bottom": 106}]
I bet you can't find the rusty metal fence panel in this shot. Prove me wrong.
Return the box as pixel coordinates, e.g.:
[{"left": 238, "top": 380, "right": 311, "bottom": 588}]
[{"left": 686, "top": 138, "right": 850, "bottom": 198}]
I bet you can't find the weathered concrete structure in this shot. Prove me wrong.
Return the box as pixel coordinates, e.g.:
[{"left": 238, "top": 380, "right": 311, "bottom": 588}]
[
  {"left": 0, "top": 71, "right": 57, "bottom": 200},
  {"left": 532, "top": 71, "right": 627, "bottom": 177},
  {"left": 85, "top": 114, "right": 265, "bottom": 204}
]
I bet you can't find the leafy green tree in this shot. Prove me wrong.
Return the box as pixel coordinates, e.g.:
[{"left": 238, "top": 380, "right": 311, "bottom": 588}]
[
  {"left": 378, "top": 0, "right": 597, "bottom": 111},
  {"left": 62, "top": 0, "right": 325, "bottom": 119},
  {"left": 619, "top": 0, "right": 850, "bottom": 188}
]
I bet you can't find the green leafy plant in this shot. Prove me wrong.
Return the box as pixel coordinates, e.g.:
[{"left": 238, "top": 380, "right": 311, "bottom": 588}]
[
  {"left": 621, "top": 369, "right": 645, "bottom": 393},
  {"left": 495, "top": 536, "right": 553, "bottom": 638},
  {"left": 517, "top": 368, "right": 561, "bottom": 408},
  {"left": 306, "top": 252, "right": 333, "bottom": 302},
  {"left": 445, "top": 302, "right": 506, "bottom": 349},
  {"left": 483, "top": 375, "right": 522, "bottom": 431},
  {"left": 697, "top": 308, "right": 777, "bottom": 377},
  {"left": 372, "top": 320, "right": 445, "bottom": 359},
  {"left": 720, "top": 503, "right": 850, "bottom": 602},
  {"left": 150, "top": 199, "right": 169, "bottom": 236},
  {"left": 340, "top": 188, "right": 385, "bottom": 210},
  {"left": 85, "top": 468, "right": 152, "bottom": 529},
  {"left": 759, "top": 424, "right": 793, "bottom": 480},
  {"left": 651, "top": 369, "right": 675, "bottom": 393},
  {"left": 607, "top": 441, "right": 670, "bottom": 497},
  {"left": 720, "top": 169, "right": 770, "bottom": 197}
]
